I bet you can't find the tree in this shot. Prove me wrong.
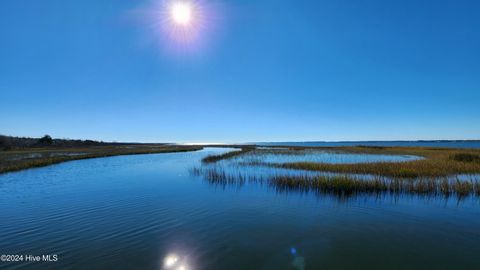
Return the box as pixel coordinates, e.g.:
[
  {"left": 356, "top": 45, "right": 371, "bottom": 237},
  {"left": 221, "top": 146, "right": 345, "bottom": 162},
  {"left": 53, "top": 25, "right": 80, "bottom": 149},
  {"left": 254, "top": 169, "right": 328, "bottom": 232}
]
[
  {"left": 38, "top": 135, "right": 53, "bottom": 145},
  {"left": 0, "top": 136, "right": 11, "bottom": 150}
]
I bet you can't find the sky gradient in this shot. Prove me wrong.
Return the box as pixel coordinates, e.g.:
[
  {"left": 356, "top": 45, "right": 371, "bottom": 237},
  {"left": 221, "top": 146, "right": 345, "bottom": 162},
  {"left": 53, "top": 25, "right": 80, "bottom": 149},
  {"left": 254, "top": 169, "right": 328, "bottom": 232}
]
[{"left": 1, "top": 0, "right": 479, "bottom": 143}]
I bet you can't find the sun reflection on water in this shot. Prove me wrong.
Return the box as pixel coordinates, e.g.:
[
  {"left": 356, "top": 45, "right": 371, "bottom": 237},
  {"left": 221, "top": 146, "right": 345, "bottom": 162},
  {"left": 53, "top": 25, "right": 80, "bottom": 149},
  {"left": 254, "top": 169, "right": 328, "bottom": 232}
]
[{"left": 163, "top": 253, "right": 190, "bottom": 270}]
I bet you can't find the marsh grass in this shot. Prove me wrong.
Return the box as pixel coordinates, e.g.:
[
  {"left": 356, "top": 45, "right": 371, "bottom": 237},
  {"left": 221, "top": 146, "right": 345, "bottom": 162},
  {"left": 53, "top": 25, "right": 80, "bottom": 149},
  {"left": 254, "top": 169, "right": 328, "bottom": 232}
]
[
  {"left": 191, "top": 166, "right": 480, "bottom": 197},
  {"left": 201, "top": 147, "right": 254, "bottom": 163},
  {"left": 202, "top": 146, "right": 480, "bottom": 178},
  {"left": 450, "top": 153, "right": 480, "bottom": 163},
  {"left": 276, "top": 156, "right": 480, "bottom": 178},
  {"left": 0, "top": 145, "right": 203, "bottom": 174},
  {"left": 196, "top": 146, "right": 480, "bottom": 197}
]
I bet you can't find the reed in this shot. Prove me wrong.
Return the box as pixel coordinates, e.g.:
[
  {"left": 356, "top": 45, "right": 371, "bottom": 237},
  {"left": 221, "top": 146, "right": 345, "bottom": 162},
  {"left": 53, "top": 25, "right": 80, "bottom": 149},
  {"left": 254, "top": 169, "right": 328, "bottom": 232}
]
[
  {"left": 201, "top": 147, "right": 254, "bottom": 163},
  {"left": 191, "top": 166, "right": 480, "bottom": 197}
]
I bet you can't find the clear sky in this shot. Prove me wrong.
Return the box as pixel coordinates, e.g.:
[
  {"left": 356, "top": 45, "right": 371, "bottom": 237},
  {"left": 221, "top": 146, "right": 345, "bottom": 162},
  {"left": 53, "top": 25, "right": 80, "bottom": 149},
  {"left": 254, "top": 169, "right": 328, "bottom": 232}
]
[{"left": 1, "top": 0, "right": 479, "bottom": 143}]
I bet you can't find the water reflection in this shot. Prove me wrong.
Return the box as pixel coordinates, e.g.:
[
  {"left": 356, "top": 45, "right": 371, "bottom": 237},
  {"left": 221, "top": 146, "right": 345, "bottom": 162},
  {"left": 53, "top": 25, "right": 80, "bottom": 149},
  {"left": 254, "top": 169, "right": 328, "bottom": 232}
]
[
  {"left": 230, "top": 148, "right": 422, "bottom": 164},
  {"left": 163, "top": 254, "right": 179, "bottom": 268},
  {"left": 290, "top": 247, "right": 306, "bottom": 270},
  {"left": 1, "top": 148, "right": 480, "bottom": 270},
  {"left": 163, "top": 253, "right": 189, "bottom": 270}
]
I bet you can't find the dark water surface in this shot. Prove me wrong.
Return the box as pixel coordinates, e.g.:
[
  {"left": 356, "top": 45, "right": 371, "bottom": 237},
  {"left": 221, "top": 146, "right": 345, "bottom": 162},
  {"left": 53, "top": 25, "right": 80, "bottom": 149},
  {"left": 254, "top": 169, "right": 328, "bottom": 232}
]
[{"left": 1, "top": 148, "right": 480, "bottom": 270}]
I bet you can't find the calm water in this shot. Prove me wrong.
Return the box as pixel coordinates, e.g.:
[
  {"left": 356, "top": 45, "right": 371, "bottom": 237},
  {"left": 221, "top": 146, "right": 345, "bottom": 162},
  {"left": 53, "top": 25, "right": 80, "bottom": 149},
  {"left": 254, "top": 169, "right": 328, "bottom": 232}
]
[
  {"left": 257, "top": 141, "right": 480, "bottom": 149},
  {"left": 206, "top": 148, "right": 422, "bottom": 180},
  {"left": 231, "top": 149, "right": 421, "bottom": 164},
  {"left": 1, "top": 148, "right": 480, "bottom": 270}
]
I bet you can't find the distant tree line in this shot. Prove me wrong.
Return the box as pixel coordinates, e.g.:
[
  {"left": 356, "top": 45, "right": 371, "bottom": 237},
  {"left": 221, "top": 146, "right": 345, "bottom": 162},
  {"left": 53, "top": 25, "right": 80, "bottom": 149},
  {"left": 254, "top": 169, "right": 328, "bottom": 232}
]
[{"left": 0, "top": 135, "right": 115, "bottom": 151}]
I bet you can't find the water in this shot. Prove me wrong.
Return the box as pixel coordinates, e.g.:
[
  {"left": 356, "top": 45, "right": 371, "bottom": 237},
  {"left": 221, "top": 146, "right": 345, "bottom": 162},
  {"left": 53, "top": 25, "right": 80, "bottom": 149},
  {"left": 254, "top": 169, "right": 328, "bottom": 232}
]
[
  {"left": 1, "top": 148, "right": 480, "bottom": 270},
  {"left": 202, "top": 148, "right": 422, "bottom": 181},
  {"left": 256, "top": 141, "right": 480, "bottom": 149},
  {"left": 231, "top": 149, "right": 421, "bottom": 164}
]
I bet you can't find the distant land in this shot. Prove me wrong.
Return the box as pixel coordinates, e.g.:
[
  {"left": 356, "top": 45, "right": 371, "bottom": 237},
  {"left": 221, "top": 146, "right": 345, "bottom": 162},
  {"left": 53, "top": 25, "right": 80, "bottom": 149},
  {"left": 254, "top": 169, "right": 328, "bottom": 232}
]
[
  {"left": 255, "top": 140, "right": 480, "bottom": 149},
  {"left": 2, "top": 135, "right": 480, "bottom": 150},
  {"left": 0, "top": 134, "right": 169, "bottom": 150}
]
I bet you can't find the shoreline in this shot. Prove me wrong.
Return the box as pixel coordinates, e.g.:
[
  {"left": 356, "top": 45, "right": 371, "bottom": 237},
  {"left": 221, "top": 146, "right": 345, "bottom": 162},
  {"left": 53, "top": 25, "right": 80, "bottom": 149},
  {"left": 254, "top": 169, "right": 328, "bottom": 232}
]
[
  {"left": 0, "top": 145, "right": 204, "bottom": 174},
  {"left": 2, "top": 144, "right": 480, "bottom": 178}
]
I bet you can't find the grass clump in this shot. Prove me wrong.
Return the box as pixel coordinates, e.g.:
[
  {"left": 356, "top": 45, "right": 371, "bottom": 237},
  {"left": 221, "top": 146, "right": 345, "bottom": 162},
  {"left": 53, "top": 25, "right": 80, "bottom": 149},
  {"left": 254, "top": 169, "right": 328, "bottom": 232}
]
[
  {"left": 201, "top": 147, "right": 254, "bottom": 163},
  {"left": 272, "top": 175, "right": 387, "bottom": 195},
  {"left": 191, "top": 166, "right": 480, "bottom": 197},
  {"left": 272, "top": 175, "right": 479, "bottom": 197},
  {"left": 450, "top": 153, "right": 480, "bottom": 163}
]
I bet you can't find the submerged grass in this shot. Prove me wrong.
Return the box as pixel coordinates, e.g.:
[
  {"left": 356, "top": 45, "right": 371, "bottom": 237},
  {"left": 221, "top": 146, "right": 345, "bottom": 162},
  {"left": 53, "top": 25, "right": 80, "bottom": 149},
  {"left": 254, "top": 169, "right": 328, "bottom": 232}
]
[{"left": 0, "top": 145, "right": 203, "bottom": 174}]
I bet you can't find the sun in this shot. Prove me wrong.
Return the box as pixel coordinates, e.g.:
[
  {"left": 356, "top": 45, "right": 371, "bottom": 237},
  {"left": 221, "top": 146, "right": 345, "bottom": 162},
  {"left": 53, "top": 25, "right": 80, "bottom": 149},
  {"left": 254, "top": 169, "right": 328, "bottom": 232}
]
[
  {"left": 141, "top": 0, "right": 211, "bottom": 48},
  {"left": 170, "top": 2, "right": 193, "bottom": 26}
]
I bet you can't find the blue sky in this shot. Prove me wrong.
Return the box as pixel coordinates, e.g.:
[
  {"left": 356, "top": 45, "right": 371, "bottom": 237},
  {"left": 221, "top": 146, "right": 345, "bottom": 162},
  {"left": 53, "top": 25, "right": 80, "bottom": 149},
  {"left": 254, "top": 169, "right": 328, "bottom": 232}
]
[{"left": 1, "top": 0, "right": 479, "bottom": 143}]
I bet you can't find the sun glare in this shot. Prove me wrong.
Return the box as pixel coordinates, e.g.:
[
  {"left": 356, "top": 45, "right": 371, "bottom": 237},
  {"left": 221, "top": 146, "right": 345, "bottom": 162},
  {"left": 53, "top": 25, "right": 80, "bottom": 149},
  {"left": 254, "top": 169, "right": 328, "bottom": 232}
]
[
  {"left": 171, "top": 2, "right": 193, "bottom": 26},
  {"left": 138, "top": 0, "right": 216, "bottom": 50},
  {"left": 164, "top": 254, "right": 179, "bottom": 268},
  {"left": 162, "top": 253, "right": 190, "bottom": 270}
]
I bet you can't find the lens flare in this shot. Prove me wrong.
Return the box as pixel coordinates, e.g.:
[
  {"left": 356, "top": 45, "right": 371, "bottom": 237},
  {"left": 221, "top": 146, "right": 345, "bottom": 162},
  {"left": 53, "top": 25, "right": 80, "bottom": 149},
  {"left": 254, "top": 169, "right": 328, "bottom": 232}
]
[
  {"left": 131, "top": 0, "right": 222, "bottom": 53},
  {"left": 176, "top": 265, "right": 187, "bottom": 270},
  {"left": 171, "top": 2, "right": 192, "bottom": 26},
  {"left": 163, "top": 0, "right": 203, "bottom": 45}
]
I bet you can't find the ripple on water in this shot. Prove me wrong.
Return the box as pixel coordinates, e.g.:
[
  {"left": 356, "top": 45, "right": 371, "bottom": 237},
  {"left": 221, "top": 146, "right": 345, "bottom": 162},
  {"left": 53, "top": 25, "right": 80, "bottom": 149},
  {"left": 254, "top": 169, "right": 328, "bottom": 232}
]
[{"left": 0, "top": 148, "right": 479, "bottom": 270}]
